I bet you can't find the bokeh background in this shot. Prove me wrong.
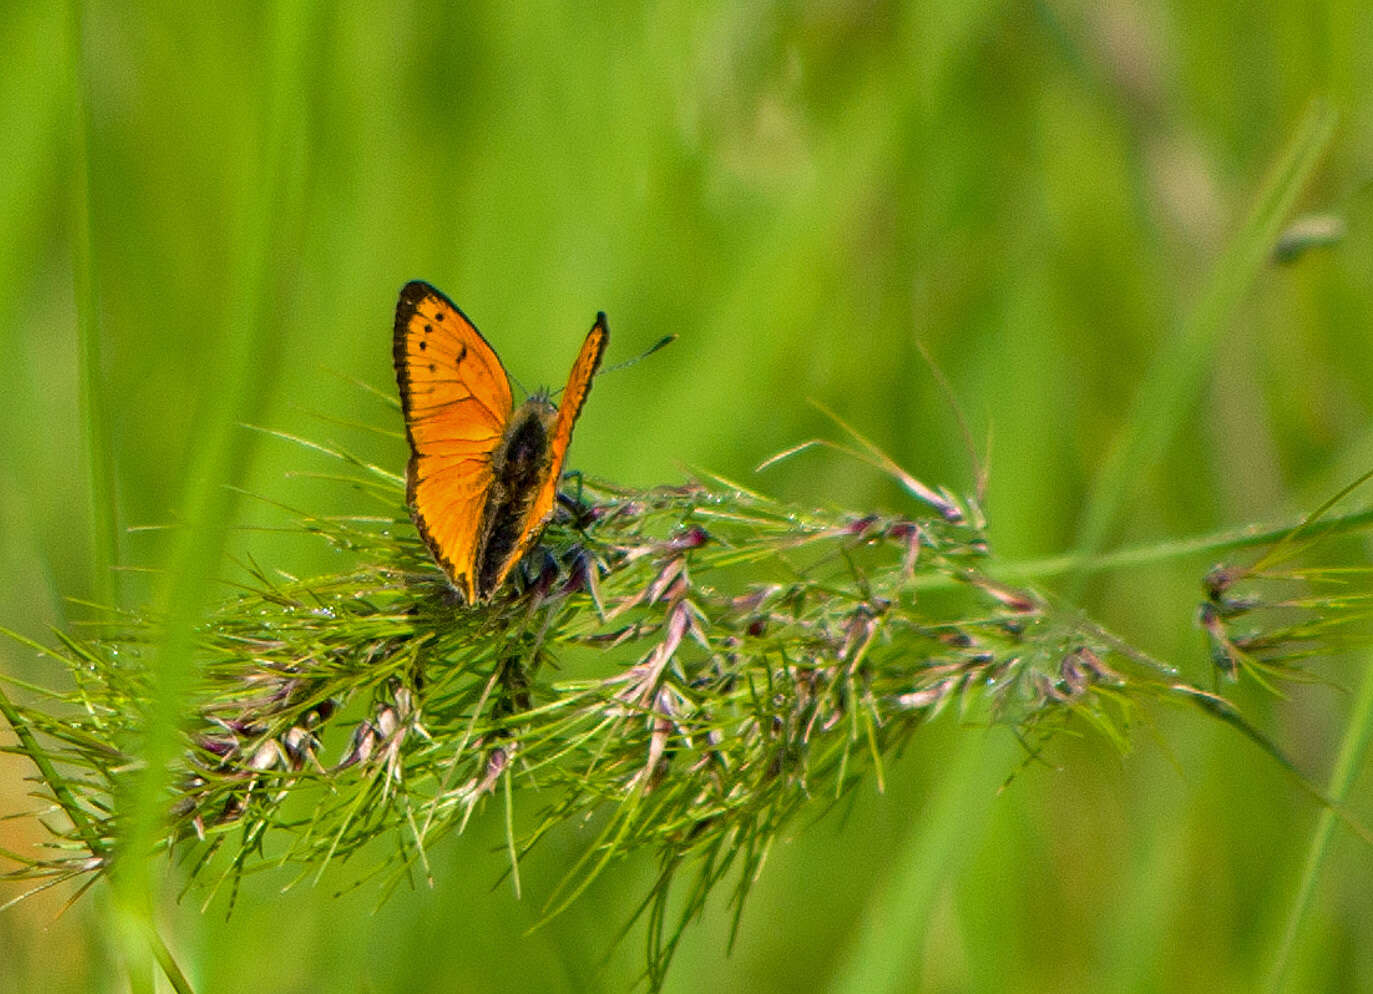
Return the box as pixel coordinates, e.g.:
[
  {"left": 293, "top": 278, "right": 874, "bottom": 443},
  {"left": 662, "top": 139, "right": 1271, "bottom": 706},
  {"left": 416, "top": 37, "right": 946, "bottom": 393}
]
[{"left": 4, "top": 2, "right": 1373, "bottom": 991}]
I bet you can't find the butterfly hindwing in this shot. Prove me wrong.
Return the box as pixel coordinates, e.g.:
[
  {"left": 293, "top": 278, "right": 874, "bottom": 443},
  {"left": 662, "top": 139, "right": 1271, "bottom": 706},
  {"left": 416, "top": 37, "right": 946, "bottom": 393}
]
[{"left": 394, "top": 280, "right": 514, "bottom": 602}]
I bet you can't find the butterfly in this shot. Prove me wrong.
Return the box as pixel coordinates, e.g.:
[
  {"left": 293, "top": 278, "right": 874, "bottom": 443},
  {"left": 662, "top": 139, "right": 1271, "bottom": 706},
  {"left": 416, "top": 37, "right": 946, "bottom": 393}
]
[{"left": 393, "top": 280, "right": 608, "bottom": 602}]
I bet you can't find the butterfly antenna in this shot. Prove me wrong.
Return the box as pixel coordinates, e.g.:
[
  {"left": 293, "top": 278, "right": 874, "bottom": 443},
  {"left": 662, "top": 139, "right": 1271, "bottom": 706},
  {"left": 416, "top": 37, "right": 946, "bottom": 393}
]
[
  {"left": 550, "top": 321, "right": 676, "bottom": 399},
  {"left": 601, "top": 332, "right": 677, "bottom": 376}
]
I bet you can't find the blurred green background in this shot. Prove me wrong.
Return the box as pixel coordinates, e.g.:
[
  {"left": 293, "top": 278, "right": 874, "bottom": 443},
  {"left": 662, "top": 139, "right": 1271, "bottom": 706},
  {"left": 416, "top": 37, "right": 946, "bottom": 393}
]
[{"left": 4, "top": 2, "right": 1373, "bottom": 991}]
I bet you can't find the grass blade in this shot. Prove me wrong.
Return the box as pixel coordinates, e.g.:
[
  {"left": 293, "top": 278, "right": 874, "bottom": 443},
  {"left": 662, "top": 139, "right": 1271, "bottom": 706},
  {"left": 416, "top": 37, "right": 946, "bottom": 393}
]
[{"left": 1068, "top": 99, "right": 1338, "bottom": 599}]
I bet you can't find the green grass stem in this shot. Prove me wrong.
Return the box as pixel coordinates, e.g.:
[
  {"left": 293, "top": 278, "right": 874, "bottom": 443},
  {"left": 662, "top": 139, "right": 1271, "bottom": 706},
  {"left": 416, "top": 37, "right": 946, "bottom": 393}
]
[
  {"left": 67, "top": 0, "right": 117, "bottom": 611},
  {"left": 827, "top": 728, "right": 1020, "bottom": 994},
  {"left": 1067, "top": 99, "right": 1338, "bottom": 599},
  {"left": 1263, "top": 651, "right": 1373, "bottom": 992}
]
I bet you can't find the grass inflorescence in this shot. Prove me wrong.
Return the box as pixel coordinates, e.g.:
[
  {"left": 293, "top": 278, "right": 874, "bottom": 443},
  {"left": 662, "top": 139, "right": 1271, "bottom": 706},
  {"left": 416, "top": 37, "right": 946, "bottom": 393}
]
[{"left": 3, "top": 433, "right": 1370, "bottom": 987}]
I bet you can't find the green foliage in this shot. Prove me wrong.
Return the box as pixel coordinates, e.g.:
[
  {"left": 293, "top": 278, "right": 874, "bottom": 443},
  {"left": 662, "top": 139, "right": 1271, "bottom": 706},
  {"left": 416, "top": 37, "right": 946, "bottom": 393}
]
[{"left": 6, "top": 2, "right": 1373, "bottom": 992}]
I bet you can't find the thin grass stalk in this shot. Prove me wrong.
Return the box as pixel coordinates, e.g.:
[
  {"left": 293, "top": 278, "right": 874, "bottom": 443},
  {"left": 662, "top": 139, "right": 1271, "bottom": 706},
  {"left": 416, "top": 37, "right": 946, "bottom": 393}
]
[
  {"left": 67, "top": 0, "right": 117, "bottom": 613},
  {"left": 1263, "top": 652, "right": 1373, "bottom": 992},
  {"left": 827, "top": 729, "right": 1020, "bottom": 994},
  {"left": 64, "top": 0, "right": 143, "bottom": 983},
  {"left": 1005, "top": 505, "right": 1373, "bottom": 584},
  {"left": 1067, "top": 98, "right": 1338, "bottom": 599}
]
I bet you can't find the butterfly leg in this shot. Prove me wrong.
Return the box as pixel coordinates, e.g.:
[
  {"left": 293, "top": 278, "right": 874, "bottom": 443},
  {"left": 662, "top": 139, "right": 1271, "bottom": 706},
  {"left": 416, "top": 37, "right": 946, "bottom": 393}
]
[
  {"left": 557, "top": 471, "right": 602, "bottom": 532},
  {"left": 557, "top": 469, "right": 586, "bottom": 509}
]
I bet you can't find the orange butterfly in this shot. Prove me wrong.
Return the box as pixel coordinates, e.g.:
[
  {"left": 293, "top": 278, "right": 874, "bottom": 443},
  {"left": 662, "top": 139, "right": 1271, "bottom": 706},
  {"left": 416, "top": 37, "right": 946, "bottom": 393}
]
[{"left": 393, "top": 280, "right": 608, "bottom": 602}]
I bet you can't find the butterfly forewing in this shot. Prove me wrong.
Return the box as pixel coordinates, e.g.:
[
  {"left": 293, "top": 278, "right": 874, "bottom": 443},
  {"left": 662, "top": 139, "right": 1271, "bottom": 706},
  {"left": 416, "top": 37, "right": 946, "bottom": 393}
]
[
  {"left": 487, "top": 313, "right": 609, "bottom": 592},
  {"left": 394, "top": 281, "right": 515, "bottom": 601}
]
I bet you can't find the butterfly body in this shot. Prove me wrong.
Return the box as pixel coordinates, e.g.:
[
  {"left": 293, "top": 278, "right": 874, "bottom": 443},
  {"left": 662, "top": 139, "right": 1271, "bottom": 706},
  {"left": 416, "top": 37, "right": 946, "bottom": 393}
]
[
  {"left": 393, "top": 281, "right": 607, "bottom": 602},
  {"left": 473, "top": 395, "right": 558, "bottom": 594}
]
